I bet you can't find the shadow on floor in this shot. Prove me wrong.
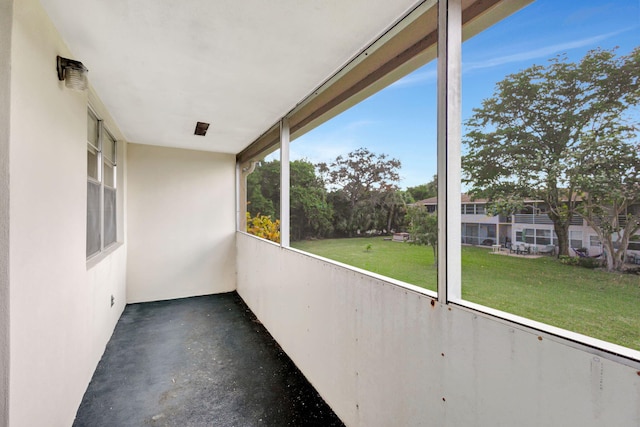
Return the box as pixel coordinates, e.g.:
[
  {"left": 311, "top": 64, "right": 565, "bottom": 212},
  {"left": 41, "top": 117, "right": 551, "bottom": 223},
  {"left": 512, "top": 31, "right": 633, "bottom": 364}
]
[{"left": 73, "top": 292, "right": 344, "bottom": 427}]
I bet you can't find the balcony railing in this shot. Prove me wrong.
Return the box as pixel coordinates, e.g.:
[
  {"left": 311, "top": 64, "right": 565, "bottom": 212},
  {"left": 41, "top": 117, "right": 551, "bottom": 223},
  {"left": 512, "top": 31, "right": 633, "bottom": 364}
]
[
  {"left": 514, "top": 214, "right": 583, "bottom": 226},
  {"left": 462, "top": 235, "right": 495, "bottom": 246}
]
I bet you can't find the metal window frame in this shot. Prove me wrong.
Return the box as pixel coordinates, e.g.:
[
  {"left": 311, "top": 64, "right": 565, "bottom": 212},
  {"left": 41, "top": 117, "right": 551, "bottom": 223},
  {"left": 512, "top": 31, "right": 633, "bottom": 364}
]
[
  {"left": 102, "top": 127, "right": 118, "bottom": 250},
  {"left": 102, "top": 128, "right": 117, "bottom": 190},
  {"left": 87, "top": 109, "right": 101, "bottom": 184},
  {"left": 87, "top": 106, "right": 118, "bottom": 259}
]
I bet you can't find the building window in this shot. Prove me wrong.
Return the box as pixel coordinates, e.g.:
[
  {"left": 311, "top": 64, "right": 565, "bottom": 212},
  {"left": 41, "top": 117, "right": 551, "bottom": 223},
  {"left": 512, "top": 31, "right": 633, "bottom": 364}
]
[
  {"left": 536, "top": 229, "right": 551, "bottom": 245},
  {"left": 570, "top": 230, "right": 583, "bottom": 249},
  {"left": 516, "top": 228, "right": 556, "bottom": 246},
  {"left": 87, "top": 109, "right": 117, "bottom": 258},
  {"left": 462, "top": 223, "right": 477, "bottom": 245},
  {"left": 590, "top": 235, "right": 601, "bottom": 247},
  {"left": 524, "top": 228, "right": 535, "bottom": 244}
]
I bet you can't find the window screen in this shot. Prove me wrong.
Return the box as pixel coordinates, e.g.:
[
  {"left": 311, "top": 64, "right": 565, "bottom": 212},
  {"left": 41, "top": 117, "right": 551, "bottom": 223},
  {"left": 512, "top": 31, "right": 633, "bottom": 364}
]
[
  {"left": 87, "top": 146, "right": 98, "bottom": 181},
  {"left": 570, "top": 231, "right": 583, "bottom": 249},
  {"left": 87, "top": 181, "right": 101, "bottom": 257},
  {"left": 104, "top": 187, "right": 117, "bottom": 247}
]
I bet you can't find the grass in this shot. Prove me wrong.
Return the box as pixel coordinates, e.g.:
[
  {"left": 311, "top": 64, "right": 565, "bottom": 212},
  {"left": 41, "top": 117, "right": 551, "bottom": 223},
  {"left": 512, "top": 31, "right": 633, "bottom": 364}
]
[{"left": 292, "top": 237, "right": 640, "bottom": 351}]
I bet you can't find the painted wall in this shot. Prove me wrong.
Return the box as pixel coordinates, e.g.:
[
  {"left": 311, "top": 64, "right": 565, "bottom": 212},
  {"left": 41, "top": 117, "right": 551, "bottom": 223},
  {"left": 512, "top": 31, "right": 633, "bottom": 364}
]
[
  {"left": 126, "top": 144, "right": 236, "bottom": 303},
  {"left": 237, "top": 232, "right": 640, "bottom": 427},
  {"left": 0, "top": 0, "right": 12, "bottom": 424},
  {"left": 9, "top": 0, "right": 127, "bottom": 425}
]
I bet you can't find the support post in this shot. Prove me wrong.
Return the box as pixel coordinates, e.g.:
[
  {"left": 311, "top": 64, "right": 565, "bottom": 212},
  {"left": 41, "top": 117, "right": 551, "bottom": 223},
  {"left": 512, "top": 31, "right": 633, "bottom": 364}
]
[
  {"left": 236, "top": 161, "right": 242, "bottom": 231},
  {"left": 0, "top": 0, "right": 11, "bottom": 423},
  {"left": 280, "top": 118, "right": 290, "bottom": 247},
  {"left": 437, "top": 0, "right": 462, "bottom": 302}
]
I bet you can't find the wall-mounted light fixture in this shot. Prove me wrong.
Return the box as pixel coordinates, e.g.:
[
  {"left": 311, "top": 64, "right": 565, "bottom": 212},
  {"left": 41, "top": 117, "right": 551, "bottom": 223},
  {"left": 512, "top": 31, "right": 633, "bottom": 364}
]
[{"left": 57, "top": 55, "right": 88, "bottom": 91}]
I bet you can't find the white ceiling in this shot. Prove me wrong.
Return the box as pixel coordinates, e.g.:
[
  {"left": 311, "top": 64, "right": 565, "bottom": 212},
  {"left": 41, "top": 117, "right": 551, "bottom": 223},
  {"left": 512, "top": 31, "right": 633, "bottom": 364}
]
[{"left": 39, "top": 0, "right": 423, "bottom": 154}]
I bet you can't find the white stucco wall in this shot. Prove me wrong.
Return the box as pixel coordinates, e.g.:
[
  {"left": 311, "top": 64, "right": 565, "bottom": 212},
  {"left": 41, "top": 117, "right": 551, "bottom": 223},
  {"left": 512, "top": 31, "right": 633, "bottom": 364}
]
[
  {"left": 9, "top": 0, "right": 127, "bottom": 425},
  {"left": 126, "top": 144, "right": 236, "bottom": 303},
  {"left": 0, "top": 0, "right": 12, "bottom": 424},
  {"left": 237, "top": 232, "right": 640, "bottom": 427}
]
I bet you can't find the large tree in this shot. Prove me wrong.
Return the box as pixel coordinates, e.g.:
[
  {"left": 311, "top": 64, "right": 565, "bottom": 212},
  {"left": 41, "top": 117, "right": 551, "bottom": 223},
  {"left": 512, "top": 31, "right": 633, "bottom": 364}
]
[
  {"left": 247, "top": 159, "right": 333, "bottom": 240},
  {"left": 378, "top": 189, "right": 414, "bottom": 233},
  {"left": 246, "top": 159, "right": 280, "bottom": 219},
  {"left": 318, "top": 148, "right": 401, "bottom": 236},
  {"left": 463, "top": 47, "right": 640, "bottom": 256},
  {"left": 290, "top": 160, "right": 333, "bottom": 240},
  {"left": 571, "top": 131, "right": 640, "bottom": 271},
  {"left": 406, "top": 175, "right": 438, "bottom": 202}
]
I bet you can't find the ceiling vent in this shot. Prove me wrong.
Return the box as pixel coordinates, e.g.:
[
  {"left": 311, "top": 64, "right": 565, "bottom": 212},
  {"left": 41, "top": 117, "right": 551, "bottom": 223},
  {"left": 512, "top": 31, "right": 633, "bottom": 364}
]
[{"left": 194, "top": 122, "right": 210, "bottom": 136}]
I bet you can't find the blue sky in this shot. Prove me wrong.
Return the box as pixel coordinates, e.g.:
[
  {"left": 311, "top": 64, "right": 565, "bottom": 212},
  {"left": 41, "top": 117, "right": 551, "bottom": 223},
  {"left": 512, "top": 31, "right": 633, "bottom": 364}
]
[{"left": 289, "top": 0, "right": 640, "bottom": 189}]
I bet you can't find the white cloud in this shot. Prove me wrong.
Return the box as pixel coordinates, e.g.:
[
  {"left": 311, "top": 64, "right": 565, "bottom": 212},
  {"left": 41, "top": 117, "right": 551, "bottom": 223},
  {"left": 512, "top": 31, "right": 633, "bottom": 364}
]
[
  {"left": 290, "top": 141, "right": 356, "bottom": 164},
  {"left": 343, "top": 119, "right": 376, "bottom": 131},
  {"left": 389, "top": 68, "right": 438, "bottom": 88},
  {"left": 464, "top": 29, "right": 629, "bottom": 72},
  {"left": 290, "top": 117, "right": 391, "bottom": 164},
  {"left": 379, "top": 28, "right": 631, "bottom": 89}
]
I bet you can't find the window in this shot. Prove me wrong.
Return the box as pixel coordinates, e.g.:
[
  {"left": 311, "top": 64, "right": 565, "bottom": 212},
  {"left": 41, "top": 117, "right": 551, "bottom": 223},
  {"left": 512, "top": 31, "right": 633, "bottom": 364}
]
[
  {"left": 516, "top": 228, "right": 554, "bottom": 246},
  {"left": 286, "top": 47, "right": 439, "bottom": 292},
  {"left": 245, "top": 147, "right": 281, "bottom": 243},
  {"left": 536, "top": 229, "right": 551, "bottom": 246},
  {"left": 484, "top": 224, "right": 496, "bottom": 239},
  {"left": 462, "top": 223, "right": 478, "bottom": 245},
  {"left": 103, "top": 131, "right": 117, "bottom": 247},
  {"left": 524, "top": 228, "right": 534, "bottom": 244},
  {"left": 461, "top": 0, "right": 640, "bottom": 353},
  {"left": 237, "top": 0, "right": 640, "bottom": 354},
  {"left": 87, "top": 109, "right": 117, "bottom": 258},
  {"left": 570, "top": 231, "right": 583, "bottom": 249}
]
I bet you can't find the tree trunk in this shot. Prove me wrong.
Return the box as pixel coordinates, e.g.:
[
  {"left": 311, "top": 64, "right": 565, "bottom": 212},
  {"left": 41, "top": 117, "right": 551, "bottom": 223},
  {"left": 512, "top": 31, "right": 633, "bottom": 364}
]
[
  {"left": 613, "top": 226, "right": 634, "bottom": 272},
  {"left": 606, "top": 251, "right": 614, "bottom": 271},
  {"left": 386, "top": 205, "right": 395, "bottom": 234},
  {"left": 553, "top": 221, "right": 571, "bottom": 257}
]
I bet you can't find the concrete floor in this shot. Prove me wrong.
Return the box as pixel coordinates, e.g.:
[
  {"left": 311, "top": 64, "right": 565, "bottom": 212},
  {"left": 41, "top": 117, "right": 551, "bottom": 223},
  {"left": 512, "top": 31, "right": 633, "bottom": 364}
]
[{"left": 73, "top": 293, "right": 344, "bottom": 427}]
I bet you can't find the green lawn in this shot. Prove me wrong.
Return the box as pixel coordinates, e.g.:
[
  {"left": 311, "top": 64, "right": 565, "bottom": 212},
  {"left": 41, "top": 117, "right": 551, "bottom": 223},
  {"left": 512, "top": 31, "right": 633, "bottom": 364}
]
[{"left": 292, "top": 237, "right": 640, "bottom": 351}]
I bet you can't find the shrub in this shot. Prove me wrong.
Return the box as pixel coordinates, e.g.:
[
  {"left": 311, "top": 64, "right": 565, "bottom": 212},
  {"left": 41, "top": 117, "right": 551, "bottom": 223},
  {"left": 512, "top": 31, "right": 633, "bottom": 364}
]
[
  {"left": 246, "top": 212, "right": 280, "bottom": 243},
  {"left": 559, "top": 255, "right": 579, "bottom": 266},
  {"left": 559, "top": 255, "right": 602, "bottom": 269},
  {"left": 577, "top": 257, "right": 602, "bottom": 269}
]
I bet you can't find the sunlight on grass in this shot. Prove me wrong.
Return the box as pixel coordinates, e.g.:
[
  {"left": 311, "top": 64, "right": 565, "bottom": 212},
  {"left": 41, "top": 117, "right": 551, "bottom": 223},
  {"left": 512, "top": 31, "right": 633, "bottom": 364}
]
[
  {"left": 292, "top": 237, "right": 640, "bottom": 351},
  {"left": 293, "top": 237, "right": 438, "bottom": 291}
]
